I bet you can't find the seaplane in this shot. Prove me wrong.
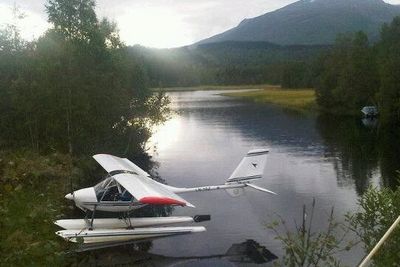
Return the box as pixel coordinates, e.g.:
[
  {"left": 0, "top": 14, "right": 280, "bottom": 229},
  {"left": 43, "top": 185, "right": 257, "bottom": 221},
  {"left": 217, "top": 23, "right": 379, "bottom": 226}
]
[{"left": 55, "top": 148, "right": 276, "bottom": 246}]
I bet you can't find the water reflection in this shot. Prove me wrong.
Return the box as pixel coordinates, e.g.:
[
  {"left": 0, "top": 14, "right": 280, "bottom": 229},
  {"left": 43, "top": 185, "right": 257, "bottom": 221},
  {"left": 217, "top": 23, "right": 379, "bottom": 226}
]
[
  {"left": 361, "top": 117, "right": 378, "bottom": 128},
  {"left": 70, "top": 90, "right": 400, "bottom": 266},
  {"left": 76, "top": 239, "right": 277, "bottom": 266},
  {"left": 145, "top": 90, "right": 400, "bottom": 266},
  {"left": 316, "top": 115, "right": 379, "bottom": 195},
  {"left": 317, "top": 115, "right": 400, "bottom": 193},
  {"left": 153, "top": 91, "right": 400, "bottom": 193},
  {"left": 377, "top": 125, "right": 400, "bottom": 189}
]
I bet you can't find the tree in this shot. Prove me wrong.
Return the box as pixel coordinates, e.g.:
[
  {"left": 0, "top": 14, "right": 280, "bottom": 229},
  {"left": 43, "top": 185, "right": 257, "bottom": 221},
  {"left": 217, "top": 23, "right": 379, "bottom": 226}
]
[
  {"left": 46, "top": 0, "right": 97, "bottom": 43},
  {"left": 346, "top": 185, "right": 400, "bottom": 266},
  {"left": 281, "top": 61, "right": 312, "bottom": 89},
  {"left": 315, "top": 32, "right": 379, "bottom": 114},
  {"left": 0, "top": 0, "right": 171, "bottom": 155},
  {"left": 377, "top": 17, "right": 400, "bottom": 123}
]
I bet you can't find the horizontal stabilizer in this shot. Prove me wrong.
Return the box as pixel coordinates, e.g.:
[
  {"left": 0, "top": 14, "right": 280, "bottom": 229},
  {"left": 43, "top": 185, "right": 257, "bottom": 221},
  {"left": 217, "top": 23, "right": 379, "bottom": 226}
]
[{"left": 246, "top": 183, "right": 277, "bottom": 195}]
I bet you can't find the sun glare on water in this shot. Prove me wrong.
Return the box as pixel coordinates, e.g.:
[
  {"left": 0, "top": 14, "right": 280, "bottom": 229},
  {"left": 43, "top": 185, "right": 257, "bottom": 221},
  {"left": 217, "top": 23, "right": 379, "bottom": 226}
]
[{"left": 147, "top": 116, "right": 182, "bottom": 154}]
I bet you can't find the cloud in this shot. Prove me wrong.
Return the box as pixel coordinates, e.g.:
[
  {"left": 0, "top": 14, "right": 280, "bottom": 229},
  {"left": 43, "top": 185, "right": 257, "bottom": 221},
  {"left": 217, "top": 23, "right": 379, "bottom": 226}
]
[
  {"left": 94, "top": 0, "right": 299, "bottom": 47},
  {"left": 0, "top": 1, "right": 49, "bottom": 40},
  {"left": 0, "top": 0, "right": 299, "bottom": 46},
  {"left": 1, "top": 0, "right": 400, "bottom": 47}
]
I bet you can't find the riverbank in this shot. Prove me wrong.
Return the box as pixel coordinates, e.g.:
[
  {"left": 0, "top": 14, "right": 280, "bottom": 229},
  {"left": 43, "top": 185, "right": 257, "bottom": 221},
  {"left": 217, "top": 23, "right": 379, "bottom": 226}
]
[
  {"left": 221, "top": 86, "right": 316, "bottom": 112},
  {"left": 0, "top": 150, "right": 95, "bottom": 266},
  {"left": 151, "top": 84, "right": 274, "bottom": 92}
]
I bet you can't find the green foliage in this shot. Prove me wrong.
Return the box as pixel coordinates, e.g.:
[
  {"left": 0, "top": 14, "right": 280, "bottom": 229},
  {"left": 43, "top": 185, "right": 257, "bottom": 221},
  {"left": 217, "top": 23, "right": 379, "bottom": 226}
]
[
  {"left": 132, "top": 42, "right": 327, "bottom": 88},
  {"left": 377, "top": 17, "right": 400, "bottom": 123},
  {"left": 268, "top": 199, "right": 356, "bottom": 267},
  {"left": 315, "top": 15, "right": 400, "bottom": 121},
  {"left": 46, "top": 0, "right": 97, "bottom": 43},
  {"left": 0, "top": 150, "right": 171, "bottom": 266},
  {"left": 0, "top": 0, "right": 170, "bottom": 155},
  {"left": 281, "top": 61, "right": 313, "bottom": 89},
  {"left": 0, "top": 151, "right": 92, "bottom": 266},
  {"left": 346, "top": 185, "right": 400, "bottom": 266},
  {"left": 315, "top": 32, "right": 379, "bottom": 115}
]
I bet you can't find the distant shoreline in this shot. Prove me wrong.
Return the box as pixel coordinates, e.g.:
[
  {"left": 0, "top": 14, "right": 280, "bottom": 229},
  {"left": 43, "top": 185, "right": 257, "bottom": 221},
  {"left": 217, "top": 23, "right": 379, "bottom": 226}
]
[
  {"left": 151, "top": 84, "right": 277, "bottom": 92},
  {"left": 152, "top": 84, "right": 316, "bottom": 113},
  {"left": 221, "top": 86, "right": 316, "bottom": 113}
]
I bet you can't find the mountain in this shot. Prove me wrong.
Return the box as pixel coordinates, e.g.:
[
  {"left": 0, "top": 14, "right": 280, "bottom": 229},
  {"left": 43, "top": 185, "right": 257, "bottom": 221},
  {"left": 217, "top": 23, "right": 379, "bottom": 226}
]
[
  {"left": 197, "top": 0, "right": 400, "bottom": 45},
  {"left": 130, "top": 41, "right": 328, "bottom": 87}
]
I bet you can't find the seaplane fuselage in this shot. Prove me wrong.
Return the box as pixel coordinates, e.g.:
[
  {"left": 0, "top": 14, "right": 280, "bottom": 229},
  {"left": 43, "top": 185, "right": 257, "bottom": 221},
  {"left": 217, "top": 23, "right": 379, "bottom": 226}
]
[
  {"left": 65, "top": 149, "right": 276, "bottom": 213},
  {"left": 57, "top": 149, "right": 276, "bottom": 246},
  {"left": 65, "top": 187, "right": 147, "bottom": 213}
]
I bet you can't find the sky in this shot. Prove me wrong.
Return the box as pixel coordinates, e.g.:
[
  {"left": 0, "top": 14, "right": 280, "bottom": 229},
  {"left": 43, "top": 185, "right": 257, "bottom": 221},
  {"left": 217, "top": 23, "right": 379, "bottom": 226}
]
[{"left": 1, "top": 0, "right": 400, "bottom": 48}]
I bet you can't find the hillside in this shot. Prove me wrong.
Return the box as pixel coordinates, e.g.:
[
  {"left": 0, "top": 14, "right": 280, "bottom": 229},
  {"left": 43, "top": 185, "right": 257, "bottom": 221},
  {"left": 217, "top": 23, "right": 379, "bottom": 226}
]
[
  {"left": 197, "top": 0, "right": 400, "bottom": 45},
  {"left": 130, "top": 41, "right": 328, "bottom": 87}
]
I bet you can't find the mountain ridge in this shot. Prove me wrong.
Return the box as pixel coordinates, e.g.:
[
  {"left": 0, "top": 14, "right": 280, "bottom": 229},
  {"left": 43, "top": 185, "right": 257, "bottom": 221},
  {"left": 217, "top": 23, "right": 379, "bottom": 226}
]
[{"left": 196, "top": 0, "right": 400, "bottom": 46}]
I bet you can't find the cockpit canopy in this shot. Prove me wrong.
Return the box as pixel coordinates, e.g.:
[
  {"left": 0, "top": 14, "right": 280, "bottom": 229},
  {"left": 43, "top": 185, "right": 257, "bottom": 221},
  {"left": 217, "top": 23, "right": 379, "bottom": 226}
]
[{"left": 94, "top": 177, "right": 135, "bottom": 202}]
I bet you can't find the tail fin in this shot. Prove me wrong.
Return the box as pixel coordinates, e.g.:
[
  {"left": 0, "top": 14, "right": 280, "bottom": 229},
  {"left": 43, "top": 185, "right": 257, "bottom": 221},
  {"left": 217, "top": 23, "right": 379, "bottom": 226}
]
[
  {"left": 226, "top": 148, "right": 269, "bottom": 183},
  {"left": 225, "top": 148, "right": 276, "bottom": 196}
]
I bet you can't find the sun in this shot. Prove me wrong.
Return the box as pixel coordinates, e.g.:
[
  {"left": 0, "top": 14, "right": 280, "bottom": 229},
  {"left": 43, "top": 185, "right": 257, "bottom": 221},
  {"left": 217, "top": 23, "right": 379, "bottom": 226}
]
[{"left": 116, "top": 6, "right": 192, "bottom": 48}]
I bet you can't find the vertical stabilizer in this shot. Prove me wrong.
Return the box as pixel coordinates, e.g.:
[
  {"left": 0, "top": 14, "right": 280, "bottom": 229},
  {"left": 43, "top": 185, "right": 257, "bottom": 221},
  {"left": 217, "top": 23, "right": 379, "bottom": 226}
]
[{"left": 227, "top": 149, "right": 269, "bottom": 183}]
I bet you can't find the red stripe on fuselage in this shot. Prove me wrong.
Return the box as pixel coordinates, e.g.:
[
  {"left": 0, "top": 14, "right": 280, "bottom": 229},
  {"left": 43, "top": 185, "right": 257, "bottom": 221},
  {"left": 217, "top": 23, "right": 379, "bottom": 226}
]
[{"left": 139, "top": 196, "right": 186, "bottom": 206}]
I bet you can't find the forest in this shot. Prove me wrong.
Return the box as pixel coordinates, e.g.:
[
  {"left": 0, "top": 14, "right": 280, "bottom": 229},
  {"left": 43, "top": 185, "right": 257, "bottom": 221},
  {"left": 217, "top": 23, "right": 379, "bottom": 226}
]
[
  {"left": 2, "top": 2, "right": 400, "bottom": 150},
  {"left": 1, "top": 0, "right": 400, "bottom": 266},
  {"left": 130, "top": 42, "right": 325, "bottom": 88},
  {"left": 0, "top": 0, "right": 170, "bottom": 155},
  {"left": 135, "top": 17, "right": 400, "bottom": 123},
  {"left": 314, "top": 18, "right": 400, "bottom": 122},
  {"left": 0, "top": 1, "right": 171, "bottom": 265}
]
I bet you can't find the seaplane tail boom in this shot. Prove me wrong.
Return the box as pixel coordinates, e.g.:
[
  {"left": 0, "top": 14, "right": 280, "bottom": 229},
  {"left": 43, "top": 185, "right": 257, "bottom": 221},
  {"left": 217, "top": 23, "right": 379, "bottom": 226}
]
[{"left": 166, "top": 148, "right": 276, "bottom": 196}]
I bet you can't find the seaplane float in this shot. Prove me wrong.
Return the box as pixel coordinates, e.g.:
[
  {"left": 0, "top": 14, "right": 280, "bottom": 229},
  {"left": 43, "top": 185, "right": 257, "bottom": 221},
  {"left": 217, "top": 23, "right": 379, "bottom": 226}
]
[{"left": 55, "top": 148, "right": 276, "bottom": 246}]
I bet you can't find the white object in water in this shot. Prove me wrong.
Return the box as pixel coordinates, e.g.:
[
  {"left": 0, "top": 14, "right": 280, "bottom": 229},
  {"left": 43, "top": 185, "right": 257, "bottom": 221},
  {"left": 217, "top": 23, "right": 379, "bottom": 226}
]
[
  {"left": 55, "top": 216, "right": 195, "bottom": 230},
  {"left": 56, "top": 226, "right": 206, "bottom": 244}
]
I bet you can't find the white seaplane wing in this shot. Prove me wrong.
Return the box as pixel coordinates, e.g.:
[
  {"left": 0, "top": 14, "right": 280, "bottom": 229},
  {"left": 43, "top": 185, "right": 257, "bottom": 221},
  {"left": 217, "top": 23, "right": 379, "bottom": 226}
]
[
  {"left": 113, "top": 173, "right": 195, "bottom": 208},
  {"left": 93, "top": 154, "right": 151, "bottom": 177},
  {"left": 93, "top": 154, "right": 195, "bottom": 207}
]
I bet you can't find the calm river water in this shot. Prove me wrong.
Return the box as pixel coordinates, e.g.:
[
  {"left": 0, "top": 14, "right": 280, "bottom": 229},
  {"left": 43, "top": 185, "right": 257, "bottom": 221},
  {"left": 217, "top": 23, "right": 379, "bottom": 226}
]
[
  {"left": 89, "top": 90, "right": 400, "bottom": 266},
  {"left": 124, "top": 90, "right": 399, "bottom": 267}
]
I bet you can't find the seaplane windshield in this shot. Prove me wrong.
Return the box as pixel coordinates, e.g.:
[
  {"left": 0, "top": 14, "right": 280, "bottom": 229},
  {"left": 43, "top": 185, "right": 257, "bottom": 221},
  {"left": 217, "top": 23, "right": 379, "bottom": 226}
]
[{"left": 94, "top": 177, "right": 134, "bottom": 202}]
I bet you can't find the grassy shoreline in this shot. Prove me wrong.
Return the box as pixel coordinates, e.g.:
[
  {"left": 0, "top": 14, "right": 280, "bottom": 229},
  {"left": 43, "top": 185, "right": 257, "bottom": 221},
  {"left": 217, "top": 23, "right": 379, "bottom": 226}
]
[
  {"left": 0, "top": 150, "right": 98, "bottom": 266},
  {"left": 151, "top": 84, "right": 275, "bottom": 92},
  {"left": 221, "top": 86, "right": 316, "bottom": 113}
]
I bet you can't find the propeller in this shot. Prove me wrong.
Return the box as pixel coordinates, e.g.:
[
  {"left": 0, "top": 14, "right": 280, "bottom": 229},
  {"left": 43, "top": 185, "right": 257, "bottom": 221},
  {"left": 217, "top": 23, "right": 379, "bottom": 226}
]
[
  {"left": 246, "top": 183, "right": 277, "bottom": 195},
  {"left": 65, "top": 176, "right": 75, "bottom": 201}
]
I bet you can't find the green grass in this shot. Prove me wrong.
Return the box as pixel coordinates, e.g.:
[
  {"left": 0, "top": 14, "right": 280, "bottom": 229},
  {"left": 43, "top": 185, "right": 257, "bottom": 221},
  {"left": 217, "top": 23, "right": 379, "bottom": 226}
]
[
  {"left": 222, "top": 86, "right": 316, "bottom": 112},
  {"left": 151, "top": 84, "right": 274, "bottom": 92},
  {"left": 0, "top": 151, "right": 96, "bottom": 266}
]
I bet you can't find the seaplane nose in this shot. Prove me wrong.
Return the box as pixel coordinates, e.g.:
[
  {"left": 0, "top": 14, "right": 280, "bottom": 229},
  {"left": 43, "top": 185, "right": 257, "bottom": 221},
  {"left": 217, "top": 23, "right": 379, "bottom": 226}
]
[{"left": 65, "top": 193, "right": 74, "bottom": 200}]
